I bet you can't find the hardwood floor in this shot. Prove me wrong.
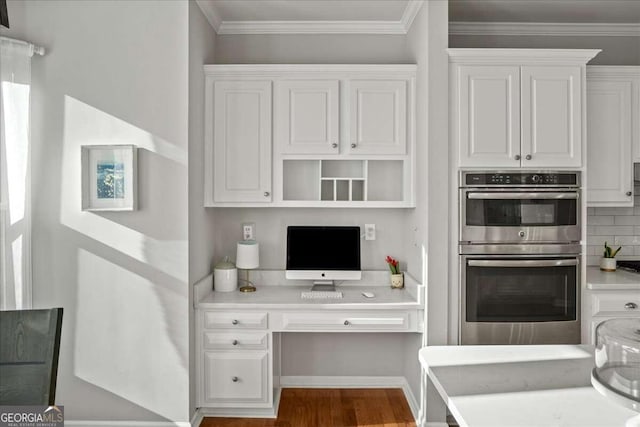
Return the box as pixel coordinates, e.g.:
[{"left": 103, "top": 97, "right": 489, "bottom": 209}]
[{"left": 201, "top": 388, "right": 416, "bottom": 427}]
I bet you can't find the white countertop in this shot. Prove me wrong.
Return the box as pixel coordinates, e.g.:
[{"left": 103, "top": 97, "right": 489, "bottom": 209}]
[
  {"left": 194, "top": 270, "right": 424, "bottom": 310},
  {"left": 586, "top": 266, "right": 640, "bottom": 290},
  {"left": 419, "top": 345, "right": 639, "bottom": 427}
]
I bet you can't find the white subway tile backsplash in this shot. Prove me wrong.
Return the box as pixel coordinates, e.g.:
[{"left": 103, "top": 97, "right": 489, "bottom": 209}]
[
  {"left": 587, "top": 235, "right": 614, "bottom": 246},
  {"left": 595, "top": 207, "right": 635, "bottom": 216},
  {"left": 589, "top": 216, "right": 615, "bottom": 225},
  {"left": 614, "top": 235, "right": 640, "bottom": 246},
  {"left": 586, "top": 187, "right": 640, "bottom": 265},
  {"left": 614, "top": 216, "right": 640, "bottom": 225}
]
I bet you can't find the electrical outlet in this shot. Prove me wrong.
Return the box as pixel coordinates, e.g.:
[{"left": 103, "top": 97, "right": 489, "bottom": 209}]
[
  {"left": 242, "top": 223, "right": 255, "bottom": 241},
  {"left": 365, "top": 224, "right": 376, "bottom": 241}
]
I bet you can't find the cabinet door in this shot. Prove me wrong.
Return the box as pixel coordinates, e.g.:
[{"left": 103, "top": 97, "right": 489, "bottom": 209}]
[
  {"left": 587, "top": 81, "right": 633, "bottom": 206},
  {"left": 349, "top": 80, "right": 407, "bottom": 155},
  {"left": 213, "top": 81, "right": 272, "bottom": 203},
  {"left": 275, "top": 80, "right": 339, "bottom": 154},
  {"left": 456, "top": 65, "right": 521, "bottom": 167},
  {"left": 201, "top": 351, "right": 271, "bottom": 407},
  {"left": 521, "top": 66, "right": 582, "bottom": 167}
]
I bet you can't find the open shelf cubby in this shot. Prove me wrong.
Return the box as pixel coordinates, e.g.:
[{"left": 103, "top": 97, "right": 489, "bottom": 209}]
[{"left": 283, "top": 159, "right": 404, "bottom": 204}]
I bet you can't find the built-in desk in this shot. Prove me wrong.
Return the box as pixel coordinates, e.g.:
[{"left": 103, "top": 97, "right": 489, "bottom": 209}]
[{"left": 194, "top": 271, "right": 425, "bottom": 420}]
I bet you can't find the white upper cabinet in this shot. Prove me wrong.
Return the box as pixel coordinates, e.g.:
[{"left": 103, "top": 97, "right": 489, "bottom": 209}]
[
  {"left": 457, "top": 65, "right": 521, "bottom": 167},
  {"left": 349, "top": 80, "right": 407, "bottom": 155},
  {"left": 521, "top": 66, "right": 582, "bottom": 167},
  {"left": 206, "top": 80, "right": 272, "bottom": 204},
  {"left": 450, "top": 49, "right": 600, "bottom": 169},
  {"left": 275, "top": 80, "right": 340, "bottom": 155},
  {"left": 204, "top": 65, "right": 416, "bottom": 208},
  {"left": 586, "top": 67, "right": 640, "bottom": 207}
]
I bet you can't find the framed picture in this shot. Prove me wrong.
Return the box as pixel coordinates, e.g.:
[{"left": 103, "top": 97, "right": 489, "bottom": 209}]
[{"left": 81, "top": 145, "right": 137, "bottom": 211}]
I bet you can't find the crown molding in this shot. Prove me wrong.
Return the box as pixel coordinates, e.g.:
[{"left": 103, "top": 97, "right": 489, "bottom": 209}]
[
  {"left": 197, "top": 1, "right": 424, "bottom": 35},
  {"left": 401, "top": 0, "right": 424, "bottom": 33},
  {"left": 448, "top": 48, "right": 601, "bottom": 64},
  {"left": 587, "top": 65, "right": 640, "bottom": 80},
  {"left": 217, "top": 20, "right": 407, "bottom": 35},
  {"left": 195, "top": 0, "right": 221, "bottom": 33},
  {"left": 449, "top": 21, "right": 640, "bottom": 37}
]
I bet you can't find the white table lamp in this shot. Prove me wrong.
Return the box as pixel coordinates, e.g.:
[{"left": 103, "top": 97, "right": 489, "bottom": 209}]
[{"left": 236, "top": 241, "right": 259, "bottom": 292}]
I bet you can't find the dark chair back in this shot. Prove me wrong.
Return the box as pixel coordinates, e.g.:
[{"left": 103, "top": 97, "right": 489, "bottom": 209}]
[{"left": 0, "top": 308, "right": 63, "bottom": 405}]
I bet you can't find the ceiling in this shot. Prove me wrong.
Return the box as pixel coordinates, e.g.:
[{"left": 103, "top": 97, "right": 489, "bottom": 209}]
[{"left": 449, "top": 0, "right": 640, "bottom": 23}]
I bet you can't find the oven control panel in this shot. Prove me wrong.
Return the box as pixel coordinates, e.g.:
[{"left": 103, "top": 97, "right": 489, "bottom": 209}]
[{"left": 463, "top": 172, "right": 579, "bottom": 187}]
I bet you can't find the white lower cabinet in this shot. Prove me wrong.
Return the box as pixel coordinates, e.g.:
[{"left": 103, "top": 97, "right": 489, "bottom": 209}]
[
  {"left": 197, "top": 310, "right": 273, "bottom": 410},
  {"left": 583, "top": 290, "right": 640, "bottom": 344},
  {"left": 202, "top": 350, "right": 271, "bottom": 407}
]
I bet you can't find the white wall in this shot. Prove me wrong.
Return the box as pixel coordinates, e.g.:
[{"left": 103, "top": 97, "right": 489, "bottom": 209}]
[
  {"left": 7, "top": 0, "right": 191, "bottom": 423},
  {"left": 407, "top": 1, "right": 450, "bottom": 423},
  {"left": 450, "top": 34, "right": 640, "bottom": 65},
  {"left": 188, "top": 1, "right": 217, "bottom": 420},
  {"left": 214, "top": 34, "right": 410, "bottom": 64}
]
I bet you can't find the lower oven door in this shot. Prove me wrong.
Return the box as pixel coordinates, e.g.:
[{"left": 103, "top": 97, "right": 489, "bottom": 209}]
[{"left": 460, "top": 255, "right": 580, "bottom": 345}]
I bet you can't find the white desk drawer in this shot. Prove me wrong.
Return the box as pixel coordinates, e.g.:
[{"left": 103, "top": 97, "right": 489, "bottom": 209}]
[
  {"left": 203, "top": 331, "right": 269, "bottom": 350},
  {"left": 202, "top": 351, "right": 270, "bottom": 406},
  {"left": 203, "top": 311, "right": 268, "bottom": 330},
  {"left": 281, "top": 311, "right": 410, "bottom": 331},
  {"left": 591, "top": 292, "right": 640, "bottom": 316}
]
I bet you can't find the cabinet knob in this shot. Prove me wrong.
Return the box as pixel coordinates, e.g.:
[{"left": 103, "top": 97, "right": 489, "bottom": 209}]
[
  {"left": 231, "top": 319, "right": 239, "bottom": 325},
  {"left": 514, "top": 154, "right": 521, "bottom": 161},
  {"left": 518, "top": 230, "right": 526, "bottom": 238},
  {"left": 344, "top": 320, "right": 350, "bottom": 326},
  {"left": 232, "top": 376, "right": 239, "bottom": 382},
  {"left": 331, "top": 143, "right": 338, "bottom": 148},
  {"left": 626, "top": 191, "right": 633, "bottom": 196},
  {"left": 264, "top": 191, "right": 270, "bottom": 197},
  {"left": 351, "top": 143, "right": 357, "bottom": 149},
  {"left": 232, "top": 340, "right": 238, "bottom": 346},
  {"left": 624, "top": 302, "right": 638, "bottom": 309},
  {"left": 525, "top": 154, "right": 532, "bottom": 160}
]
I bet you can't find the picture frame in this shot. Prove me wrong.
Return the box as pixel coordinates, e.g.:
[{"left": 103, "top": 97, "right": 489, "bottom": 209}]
[{"left": 81, "top": 145, "right": 137, "bottom": 211}]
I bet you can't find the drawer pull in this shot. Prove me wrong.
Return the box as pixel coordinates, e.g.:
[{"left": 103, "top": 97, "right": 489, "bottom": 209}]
[
  {"left": 231, "top": 319, "right": 239, "bottom": 325},
  {"left": 232, "top": 376, "right": 239, "bottom": 382},
  {"left": 624, "top": 302, "right": 638, "bottom": 310},
  {"left": 332, "top": 143, "right": 338, "bottom": 148},
  {"left": 232, "top": 340, "right": 238, "bottom": 346},
  {"left": 344, "top": 320, "right": 350, "bottom": 326}
]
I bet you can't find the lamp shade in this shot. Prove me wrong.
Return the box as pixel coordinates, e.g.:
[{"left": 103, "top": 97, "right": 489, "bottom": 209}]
[{"left": 236, "top": 241, "right": 259, "bottom": 269}]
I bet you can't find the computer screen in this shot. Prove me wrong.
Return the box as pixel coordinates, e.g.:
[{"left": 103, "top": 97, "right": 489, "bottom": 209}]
[{"left": 286, "top": 226, "right": 361, "bottom": 282}]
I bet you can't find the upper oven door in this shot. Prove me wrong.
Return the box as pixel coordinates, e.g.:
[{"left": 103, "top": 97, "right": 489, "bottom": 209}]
[{"left": 460, "top": 188, "right": 581, "bottom": 243}]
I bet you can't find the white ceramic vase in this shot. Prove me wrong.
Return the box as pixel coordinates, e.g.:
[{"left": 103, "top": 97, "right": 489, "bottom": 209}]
[
  {"left": 390, "top": 273, "right": 404, "bottom": 289},
  {"left": 600, "top": 257, "right": 617, "bottom": 272}
]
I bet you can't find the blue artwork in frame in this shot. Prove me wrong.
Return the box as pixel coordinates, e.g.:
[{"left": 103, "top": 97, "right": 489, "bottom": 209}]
[
  {"left": 96, "top": 161, "right": 125, "bottom": 199},
  {"left": 81, "top": 145, "right": 137, "bottom": 211}
]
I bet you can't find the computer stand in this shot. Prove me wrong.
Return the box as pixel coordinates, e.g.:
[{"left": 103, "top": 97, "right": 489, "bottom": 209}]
[{"left": 311, "top": 281, "right": 335, "bottom": 292}]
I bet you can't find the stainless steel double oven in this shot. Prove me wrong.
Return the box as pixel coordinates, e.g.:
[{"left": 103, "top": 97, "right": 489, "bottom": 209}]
[{"left": 459, "top": 171, "right": 582, "bottom": 345}]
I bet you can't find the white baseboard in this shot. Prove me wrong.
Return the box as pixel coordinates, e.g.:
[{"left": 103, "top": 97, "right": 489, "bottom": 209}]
[
  {"left": 65, "top": 422, "right": 191, "bottom": 427},
  {"left": 190, "top": 410, "right": 204, "bottom": 427},
  {"left": 196, "top": 388, "right": 282, "bottom": 420},
  {"left": 280, "top": 375, "right": 420, "bottom": 422}
]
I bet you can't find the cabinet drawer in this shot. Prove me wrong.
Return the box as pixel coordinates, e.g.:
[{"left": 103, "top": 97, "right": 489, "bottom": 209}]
[
  {"left": 281, "top": 311, "right": 409, "bottom": 331},
  {"left": 203, "top": 331, "right": 268, "bottom": 350},
  {"left": 203, "top": 311, "right": 268, "bottom": 330},
  {"left": 202, "top": 351, "right": 270, "bottom": 406},
  {"left": 591, "top": 292, "right": 640, "bottom": 316}
]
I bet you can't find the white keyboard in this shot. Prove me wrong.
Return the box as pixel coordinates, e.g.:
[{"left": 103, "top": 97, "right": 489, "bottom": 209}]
[{"left": 300, "top": 291, "right": 343, "bottom": 299}]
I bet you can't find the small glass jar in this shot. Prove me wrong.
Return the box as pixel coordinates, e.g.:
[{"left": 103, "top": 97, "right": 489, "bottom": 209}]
[{"left": 591, "top": 318, "right": 640, "bottom": 412}]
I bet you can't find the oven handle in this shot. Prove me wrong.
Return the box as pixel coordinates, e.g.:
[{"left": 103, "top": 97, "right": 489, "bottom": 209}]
[
  {"left": 467, "top": 192, "right": 578, "bottom": 200},
  {"left": 467, "top": 259, "right": 579, "bottom": 268}
]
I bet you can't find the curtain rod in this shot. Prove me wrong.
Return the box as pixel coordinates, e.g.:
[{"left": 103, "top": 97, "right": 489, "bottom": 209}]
[{"left": 0, "top": 36, "right": 45, "bottom": 56}]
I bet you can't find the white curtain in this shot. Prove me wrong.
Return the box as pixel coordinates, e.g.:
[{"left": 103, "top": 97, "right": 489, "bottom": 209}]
[{"left": 0, "top": 37, "right": 34, "bottom": 310}]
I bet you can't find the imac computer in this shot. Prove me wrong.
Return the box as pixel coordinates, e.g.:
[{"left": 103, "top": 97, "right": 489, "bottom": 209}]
[{"left": 286, "top": 226, "right": 361, "bottom": 292}]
